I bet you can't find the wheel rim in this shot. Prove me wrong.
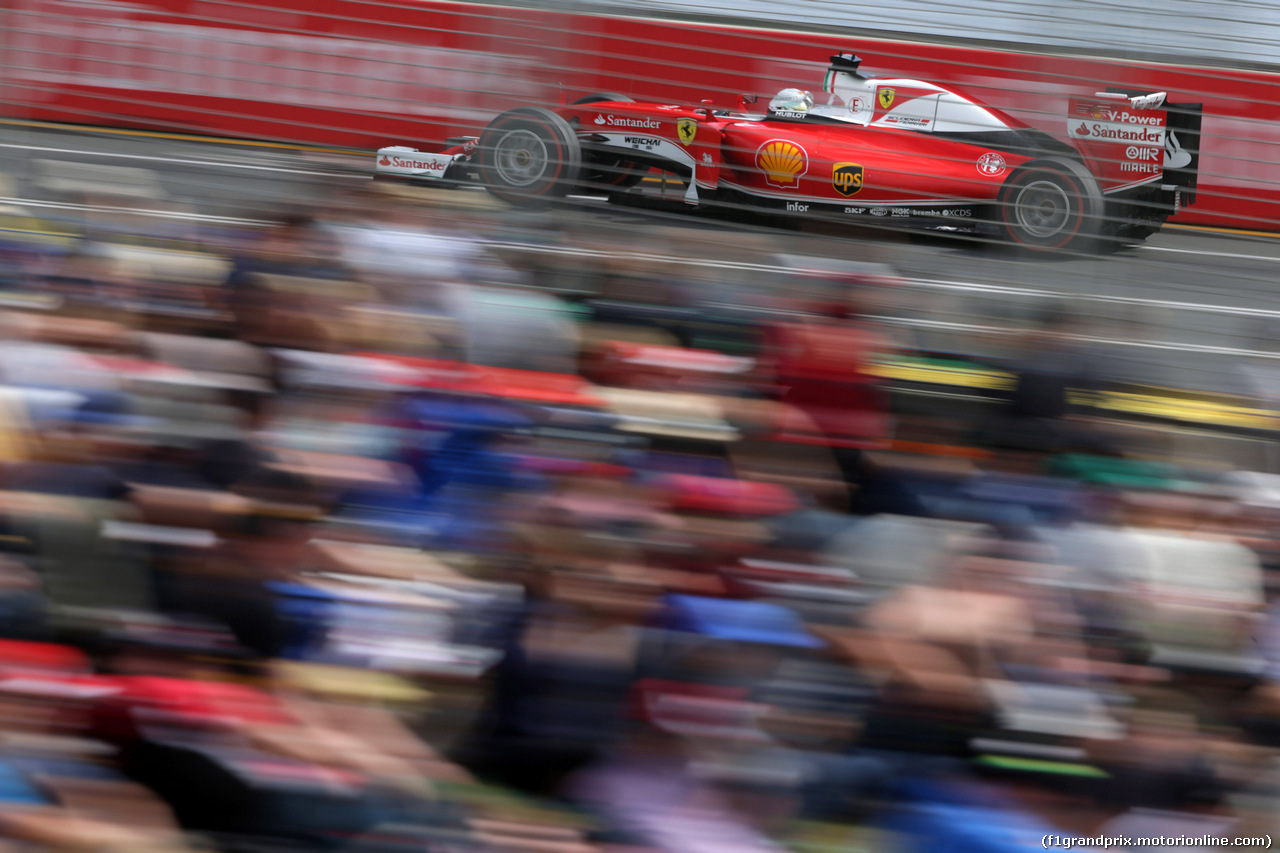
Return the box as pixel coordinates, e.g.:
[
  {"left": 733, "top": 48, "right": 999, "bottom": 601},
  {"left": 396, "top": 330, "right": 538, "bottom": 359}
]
[
  {"left": 1012, "top": 178, "right": 1073, "bottom": 240},
  {"left": 493, "top": 129, "right": 551, "bottom": 187}
]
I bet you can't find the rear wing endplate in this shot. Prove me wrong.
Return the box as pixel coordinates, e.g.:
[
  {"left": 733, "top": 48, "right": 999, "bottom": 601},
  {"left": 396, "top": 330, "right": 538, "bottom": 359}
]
[{"left": 1106, "top": 88, "right": 1203, "bottom": 206}]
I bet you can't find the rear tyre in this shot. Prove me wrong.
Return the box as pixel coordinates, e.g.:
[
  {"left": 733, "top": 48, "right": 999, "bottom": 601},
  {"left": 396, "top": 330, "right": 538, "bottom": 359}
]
[
  {"left": 999, "top": 158, "right": 1103, "bottom": 252},
  {"left": 478, "top": 107, "right": 582, "bottom": 206}
]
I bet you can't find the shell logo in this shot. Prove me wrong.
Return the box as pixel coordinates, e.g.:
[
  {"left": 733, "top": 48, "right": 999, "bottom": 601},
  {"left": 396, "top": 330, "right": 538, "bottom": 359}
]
[{"left": 755, "top": 139, "right": 808, "bottom": 188}]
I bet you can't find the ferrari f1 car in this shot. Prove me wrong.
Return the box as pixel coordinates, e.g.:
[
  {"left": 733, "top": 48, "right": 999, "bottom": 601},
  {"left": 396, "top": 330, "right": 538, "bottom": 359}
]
[{"left": 375, "top": 53, "right": 1202, "bottom": 251}]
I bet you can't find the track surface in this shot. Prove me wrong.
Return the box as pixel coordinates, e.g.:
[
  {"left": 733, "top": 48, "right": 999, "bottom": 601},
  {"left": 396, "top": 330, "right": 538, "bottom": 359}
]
[{"left": 4, "top": 121, "right": 1280, "bottom": 399}]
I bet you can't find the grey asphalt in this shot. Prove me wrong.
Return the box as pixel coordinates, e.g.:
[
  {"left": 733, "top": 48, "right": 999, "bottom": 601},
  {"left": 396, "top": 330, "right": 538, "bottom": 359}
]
[{"left": 3, "top": 122, "right": 1279, "bottom": 399}]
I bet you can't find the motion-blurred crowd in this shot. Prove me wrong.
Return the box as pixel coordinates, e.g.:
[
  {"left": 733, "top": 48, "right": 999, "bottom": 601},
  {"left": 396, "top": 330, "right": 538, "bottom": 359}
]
[{"left": 0, "top": 177, "right": 1275, "bottom": 853}]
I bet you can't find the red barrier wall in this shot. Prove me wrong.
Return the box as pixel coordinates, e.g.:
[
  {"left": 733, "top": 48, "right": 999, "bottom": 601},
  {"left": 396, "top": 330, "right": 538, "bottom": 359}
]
[{"left": 3, "top": 0, "right": 1277, "bottom": 228}]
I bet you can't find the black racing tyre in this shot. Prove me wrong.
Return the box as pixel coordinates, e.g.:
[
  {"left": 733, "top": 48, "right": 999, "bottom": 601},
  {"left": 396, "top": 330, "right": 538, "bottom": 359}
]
[
  {"left": 478, "top": 107, "right": 582, "bottom": 205},
  {"left": 572, "top": 93, "right": 634, "bottom": 105},
  {"left": 998, "top": 157, "right": 1104, "bottom": 252}
]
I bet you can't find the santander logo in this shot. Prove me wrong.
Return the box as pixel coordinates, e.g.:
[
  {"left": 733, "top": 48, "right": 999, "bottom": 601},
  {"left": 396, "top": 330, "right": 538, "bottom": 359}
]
[
  {"left": 1076, "top": 123, "right": 1164, "bottom": 144},
  {"left": 594, "top": 113, "right": 661, "bottom": 129},
  {"left": 388, "top": 156, "right": 448, "bottom": 170},
  {"left": 378, "top": 155, "right": 391, "bottom": 166}
]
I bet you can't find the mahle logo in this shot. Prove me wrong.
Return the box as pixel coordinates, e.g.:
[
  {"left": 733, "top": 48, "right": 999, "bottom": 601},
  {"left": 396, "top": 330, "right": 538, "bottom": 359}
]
[{"left": 832, "top": 163, "right": 864, "bottom": 197}]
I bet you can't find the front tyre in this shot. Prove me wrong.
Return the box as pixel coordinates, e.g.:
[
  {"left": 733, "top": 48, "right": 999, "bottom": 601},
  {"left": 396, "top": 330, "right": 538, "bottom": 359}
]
[
  {"left": 999, "top": 158, "right": 1103, "bottom": 252},
  {"left": 478, "top": 107, "right": 582, "bottom": 205}
]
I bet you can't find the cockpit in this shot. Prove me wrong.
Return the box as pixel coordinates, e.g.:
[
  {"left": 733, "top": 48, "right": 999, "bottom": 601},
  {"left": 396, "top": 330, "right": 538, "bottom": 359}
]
[
  {"left": 720, "top": 52, "right": 1014, "bottom": 135},
  {"left": 759, "top": 53, "right": 877, "bottom": 125}
]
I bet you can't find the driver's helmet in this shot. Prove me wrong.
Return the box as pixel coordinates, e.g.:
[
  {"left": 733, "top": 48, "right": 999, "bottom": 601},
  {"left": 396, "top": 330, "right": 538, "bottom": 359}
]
[{"left": 768, "top": 88, "right": 814, "bottom": 115}]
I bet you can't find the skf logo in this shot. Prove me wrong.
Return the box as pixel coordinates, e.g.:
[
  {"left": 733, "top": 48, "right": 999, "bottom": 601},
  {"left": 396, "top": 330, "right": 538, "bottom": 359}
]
[
  {"left": 832, "top": 163, "right": 864, "bottom": 197},
  {"left": 878, "top": 88, "right": 895, "bottom": 110},
  {"left": 755, "top": 139, "right": 808, "bottom": 188},
  {"left": 677, "top": 118, "right": 697, "bottom": 146}
]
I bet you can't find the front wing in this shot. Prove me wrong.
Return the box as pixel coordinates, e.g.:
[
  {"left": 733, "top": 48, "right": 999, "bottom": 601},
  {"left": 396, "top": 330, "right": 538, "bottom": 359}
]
[{"left": 375, "top": 138, "right": 481, "bottom": 184}]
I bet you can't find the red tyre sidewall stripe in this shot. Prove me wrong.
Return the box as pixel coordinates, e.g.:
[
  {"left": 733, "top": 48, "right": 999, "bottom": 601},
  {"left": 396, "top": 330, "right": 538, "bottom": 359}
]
[
  {"left": 483, "top": 113, "right": 570, "bottom": 200},
  {"left": 520, "top": 117, "right": 565, "bottom": 198},
  {"left": 1003, "top": 169, "right": 1087, "bottom": 250}
]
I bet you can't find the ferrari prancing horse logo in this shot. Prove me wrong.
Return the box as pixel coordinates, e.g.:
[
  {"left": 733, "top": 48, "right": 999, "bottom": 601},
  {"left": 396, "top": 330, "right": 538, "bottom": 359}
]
[
  {"left": 832, "top": 163, "right": 864, "bottom": 197},
  {"left": 878, "top": 88, "right": 896, "bottom": 110},
  {"left": 677, "top": 118, "right": 697, "bottom": 146}
]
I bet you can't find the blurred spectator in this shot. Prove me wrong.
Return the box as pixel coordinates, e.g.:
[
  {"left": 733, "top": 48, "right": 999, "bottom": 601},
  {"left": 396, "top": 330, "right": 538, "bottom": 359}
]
[
  {"left": 224, "top": 213, "right": 353, "bottom": 348},
  {"left": 983, "top": 304, "right": 1111, "bottom": 462},
  {"left": 758, "top": 287, "right": 894, "bottom": 507},
  {"left": 0, "top": 157, "right": 1275, "bottom": 853},
  {"left": 156, "top": 469, "right": 322, "bottom": 659}
]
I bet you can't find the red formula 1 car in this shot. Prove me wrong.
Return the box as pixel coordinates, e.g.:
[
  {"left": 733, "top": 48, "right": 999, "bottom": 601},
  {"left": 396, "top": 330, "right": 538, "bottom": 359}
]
[{"left": 375, "top": 52, "right": 1202, "bottom": 251}]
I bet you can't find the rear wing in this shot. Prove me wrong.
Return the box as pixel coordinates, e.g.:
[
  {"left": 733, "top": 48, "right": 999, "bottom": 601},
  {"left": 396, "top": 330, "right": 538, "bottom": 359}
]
[
  {"left": 1067, "top": 90, "right": 1203, "bottom": 209},
  {"left": 1106, "top": 89, "right": 1203, "bottom": 206},
  {"left": 374, "top": 138, "right": 479, "bottom": 182}
]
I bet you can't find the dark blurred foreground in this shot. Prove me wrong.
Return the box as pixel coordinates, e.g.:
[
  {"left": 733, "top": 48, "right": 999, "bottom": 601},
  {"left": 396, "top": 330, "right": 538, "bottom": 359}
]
[{"left": 0, "top": 176, "right": 1274, "bottom": 853}]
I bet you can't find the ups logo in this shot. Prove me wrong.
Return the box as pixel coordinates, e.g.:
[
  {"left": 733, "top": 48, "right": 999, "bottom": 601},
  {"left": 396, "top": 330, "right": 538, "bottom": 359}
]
[{"left": 832, "top": 163, "right": 864, "bottom": 197}]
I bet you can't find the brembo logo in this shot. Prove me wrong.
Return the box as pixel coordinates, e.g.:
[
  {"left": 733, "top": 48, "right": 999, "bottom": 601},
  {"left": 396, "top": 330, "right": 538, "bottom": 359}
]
[{"left": 595, "top": 114, "right": 661, "bottom": 129}]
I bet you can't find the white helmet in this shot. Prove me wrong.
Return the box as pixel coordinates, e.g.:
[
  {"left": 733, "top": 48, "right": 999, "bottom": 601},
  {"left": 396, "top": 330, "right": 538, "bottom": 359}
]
[{"left": 769, "top": 88, "right": 814, "bottom": 114}]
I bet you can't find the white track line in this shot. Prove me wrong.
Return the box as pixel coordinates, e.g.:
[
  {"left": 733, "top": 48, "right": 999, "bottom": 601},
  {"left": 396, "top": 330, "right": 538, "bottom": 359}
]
[
  {"left": 2, "top": 204, "right": 1273, "bottom": 362},
  {"left": 907, "top": 277, "right": 1280, "bottom": 319},
  {"left": 0, "top": 143, "right": 363, "bottom": 179},
  {"left": 1141, "top": 245, "right": 1280, "bottom": 262},
  {"left": 487, "top": 242, "right": 1280, "bottom": 319},
  {"left": 0, "top": 197, "right": 267, "bottom": 226},
  {"left": 5, "top": 193, "right": 1276, "bottom": 322},
  {"left": 871, "top": 315, "right": 1280, "bottom": 361}
]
